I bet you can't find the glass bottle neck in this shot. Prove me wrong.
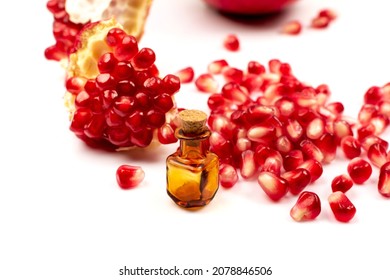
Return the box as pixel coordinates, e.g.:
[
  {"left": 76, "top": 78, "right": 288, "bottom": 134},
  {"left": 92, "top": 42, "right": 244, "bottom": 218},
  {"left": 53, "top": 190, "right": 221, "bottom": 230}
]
[{"left": 176, "top": 129, "right": 210, "bottom": 158}]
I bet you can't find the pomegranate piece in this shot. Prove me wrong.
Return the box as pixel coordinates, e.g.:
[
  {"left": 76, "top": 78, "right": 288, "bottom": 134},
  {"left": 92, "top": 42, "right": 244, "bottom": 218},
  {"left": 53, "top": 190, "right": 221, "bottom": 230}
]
[
  {"left": 257, "top": 172, "right": 289, "bottom": 202},
  {"left": 331, "top": 174, "right": 353, "bottom": 193},
  {"left": 378, "top": 162, "right": 390, "bottom": 197},
  {"left": 282, "top": 168, "right": 311, "bottom": 195},
  {"left": 45, "top": 0, "right": 153, "bottom": 61},
  {"left": 65, "top": 20, "right": 180, "bottom": 149},
  {"left": 347, "top": 157, "right": 372, "bottom": 184},
  {"left": 195, "top": 74, "right": 218, "bottom": 93},
  {"left": 340, "top": 136, "right": 361, "bottom": 159},
  {"left": 116, "top": 164, "right": 145, "bottom": 189},
  {"left": 223, "top": 34, "right": 240, "bottom": 51},
  {"left": 367, "top": 143, "right": 388, "bottom": 168},
  {"left": 296, "top": 159, "right": 323, "bottom": 183},
  {"left": 290, "top": 191, "right": 321, "bottom": 222},
  {"left": 219, "top": 163, "right": 239, "bottom": 188},
  {"left": 282, "top": 20, "right": 302, "bottom": 35},
  {"left": 328, "top": 191, "right": 356, "bottom": 223},
  {"left": 175, "top": 67, "right": 195, "bottom": 83}
]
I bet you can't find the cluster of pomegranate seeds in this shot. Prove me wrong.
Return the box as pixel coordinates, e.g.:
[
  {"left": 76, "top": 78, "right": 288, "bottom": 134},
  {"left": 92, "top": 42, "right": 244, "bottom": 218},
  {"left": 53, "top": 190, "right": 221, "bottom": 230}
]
[
  {"left": 45, "top": 0, "right": 85, "bottom": 61},
  {"left": 282, "top": 8, "right": 337, "bottom": 36},
  {"left": 67, "top": 27, "right": 180, "bottom": 149},
  {"left": 116, "top": 165, "right": 145, "bottom": 189},
  {"left": 188, "top": 54, "right": 390, "bottom": 222}
]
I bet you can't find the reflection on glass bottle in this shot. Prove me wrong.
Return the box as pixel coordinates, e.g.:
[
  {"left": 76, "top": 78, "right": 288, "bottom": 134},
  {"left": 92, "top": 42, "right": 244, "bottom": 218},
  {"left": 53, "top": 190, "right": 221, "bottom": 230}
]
[{"left": 166, "top": 110, "right": 219, "bottom": 208}]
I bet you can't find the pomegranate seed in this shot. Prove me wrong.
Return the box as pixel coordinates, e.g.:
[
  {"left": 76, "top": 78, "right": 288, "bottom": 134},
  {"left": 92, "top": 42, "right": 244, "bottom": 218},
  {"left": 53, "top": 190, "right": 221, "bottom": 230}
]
[
  {"left": 360, "top": 135, "right": 389, "bottom": 151},
  {"left": 98, "top": 53, "right": 118, "bottom": 73},
  {"left": 146, "top": 109, "right": 166, "bottom": 128},
  {"left": 70, "top": 108, "right": 93, "bottom": 135},
  {"left": 175, "top": 67, "right": 195, "bottom": 83},
  {"left": 219, "top": 163, "right": 238, "bottom": 188},
  {"left": 84, "top": 114, "right": 106, "bottom": 139},
  {"left": 247, "top": 61, "right": 265, "bottom": 75},
  {"left": 235, "top": 137, "right": 251, "bottom": 152},
  {"left": 311, "top": 16, "right": 331, "bottom": 29},
  {"left": 240, "top": 150, "right": 257, "bottom": 179},
  {"left": 154, "top": 93, "right": 174, "bottom": 112},
  {"left": 223, "top": 34, "right": 240, "bottom": 51},
  {"left": 340, "top": 136, "right": 361, "bottom": 159},
  {"left": 367, "top": 143, "right": 388, "bottom": 168},
  {"left": 314, "top": 133, "right": 337, "bottom": 163},
  {"left": 300, "top": 140, "right": 324, "bottom": 163},
  {"left": 262, "top": 157, "right": 282, "bottom": 176},
  {"left": 208, "top": 59, "right": 229, "bottom": 75},
  {"left": 275, "top": 135, "right": 293, "bottom": 154},
  {"left": 318, "top": 9, "right": 337, "bottom": 20},
  {"left": 222, "top": 67, "right": 244, "bottom": 83},
  {"left": 221, "top": 82, "right": 250, "bottom": 105},
  {"left": 290, "top": 191, "right": 321, "bottom": 222},
  {"left": 208, "top": 94, "right": 227, "bottom": 110},
  {"left": 347, "top": 157, "right": 372, "bottom": 184},
  {"left": 333, "top": 120, "right": 353, "bottom": 143},
  {"left": 131, "top": 48, "right": 156, "bottom": 69},
  {"left": 282, "top": 168, "right": 311, "bottom": 195},
  {"left": 66, "top": 76, "right": 86, "bottom": 94},
  {"left": 357, "top": 124, "right": 376, "bottom": 141},
  {"left": 328, "top": 192, "right": 356, "bottom": 223},
  {"left": 364, "top": 86, "right": 382, "bottom": 105},
  {"left": 378, "top": 162, "right": 390, "bottom": 197},
  {"left": 370, "top": 113, "right": 389, "bottom": 135},
  {"left": 297, "top": 159, "right": 323, "bottom": 183},
  {"left": 116, "top": 165, "right": 145, "bottom": 189},
  {"left": 285, "top": 118, "right": 304, "bottom": 142},
  {"left": 195, "top": 74, "right": 218, "bottom": 93},
  {"left": 358, "top": 104, "right": 378, "bottom": 125},
  {"left": 157, "top": 123, "right": 177, "bottom": 144},
  {"left": 283, "top": 150, "right": 304, "bottom": 171},
  {"left": 254, "top": 146, "right": 283, "bottom": 167},
  {"left": 282, "top": 20, "right": 302, "bottom": 35},
  {"left": 306, "top": 118, "right": 325, "bottom": 140},
  {"left": 247, "top": 125, "right": 275, "bottom": 142},
  {"left": 257, "top": 172, "right": 289, "bottom": 202},
  {"left": 162, "top": 74, "right": 181, "bottom": 95},
  {"left": 209, "top": 131, "right": 232, "bottom": 157},
  {"left": 378, "top": 100, "right": 390, "bottom": 118},
  {"left": 331, "top": 174, "right": 353, "bottom": 193},
  {"left": 113, "top": 35, "right": 139, "bottom": 61}
]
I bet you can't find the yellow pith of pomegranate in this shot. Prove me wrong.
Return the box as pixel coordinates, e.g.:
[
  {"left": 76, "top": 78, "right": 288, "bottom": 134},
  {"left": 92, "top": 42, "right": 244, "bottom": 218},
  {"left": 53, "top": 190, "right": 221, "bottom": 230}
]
[
  {"left": 45, "top": 0, "right": 153, "bottom": 62},
  {"left": 64, "top": 19, "right": 180, "bottom": 151}
]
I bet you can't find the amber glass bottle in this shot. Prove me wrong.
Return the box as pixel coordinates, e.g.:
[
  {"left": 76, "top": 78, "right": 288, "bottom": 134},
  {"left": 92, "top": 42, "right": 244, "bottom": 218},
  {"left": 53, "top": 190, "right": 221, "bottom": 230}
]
[{"left": 166, "top": 110, "right": 219, "bottom": 208}]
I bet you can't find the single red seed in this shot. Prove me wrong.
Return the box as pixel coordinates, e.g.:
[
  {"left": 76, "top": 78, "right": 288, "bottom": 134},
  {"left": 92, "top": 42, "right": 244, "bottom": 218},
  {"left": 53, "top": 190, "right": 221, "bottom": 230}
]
[
  {"left": 285, "top": 118, "right": 304, "bottom": 142},
  {"left": 131, "top": 48, "right": 156, "bottom": 69},
  {"left": 340, "top": 135, "right": 361, "bottom": 159},
  {"left": 116, "top": 165, "right": 145, "bottom": 189},
  {"left": 347, "top": 157, "right": 372, "bottom": 184},
  {"left": 328, "top": 191, "right": 356, "bottom": 223},
  {"left": 333, "top": 120, "right": 353, "bottom": 143},
  {"left": 113, "top": 96, "right": 135, "bottom": 116},
  {"left": 290, "top": 191, "right": 321, "bottom": 222},
  {"left": 208, "top": 59, "right": 229, "bottom": 75},
  {"left": 360, "top": 135, "right": 389, "bottom": 151},
  {"left": 175, "top": 67, "right": 195, "bottom": 83},
  {"left": 300, "top": 139, "right": 324, "bottom": 163},
  {"left": 208, "top": 94, "right": 227, "bottom": 111},
  {"left": 283, "top": 150, "right": 304, "bottom": 171},
  {"left": 282, "top": 168, "right": 311, "bottom": 195},
  {"left": 240, "top": 150, "right": 257, "bottom": 179},
  {"left": 282, "top": 20, "right": 302, "bottom": 35},
  {"left": 106, "top": 28, "right": 126, "bottom": 47},
  {"left": 275, "top": 135, "right": 293, "bottom": 154},
  {"left": 296, "top": 159, "right": 323, "bottom": 183},
  {"left": 107, "top": 126, "right": 131, "bottom": 146},
  {"left": 154, "top": 93, "right": 174, "bottom": 113},
  {"left": 98, "top": 52, "right": 118, "bottom": 73},
  {"left": 306, "top": 118, "right": 325, "bottom": 140},
  {"left": 114, "top": 35, "right": 139, "bottom": 61},
  {"left": 219, "top": 163, "right": 239, "bottom": 188},
  {"left": 318, "top": 9, "right": 337, "bottom": 21},
  {"left": 223, "top": 34, "right": 240, "bottom": 51},
  {"left": 66, "top": 76, "right": 86, "bottom": 94},
  {"left": 257, "top": 172, "right": 289, "bottom": 202},
  {"left": 146, "top": 109, "right": 165, "bottom": 128},
  {"left": 162, "top": 74, "right": 181, "bottom": 95},
  {"left": 261, "top": 157, "right": 282, "bottom": 176},
  {"left": 70, "top": 108, "right": 93, "bottom": 135},
  {"left": 222, "top": 67, "right": 244, "bottom": 83},
  {"left": 364, "top": 86, "right": 383, "bottom": 105},
  {"left": 84, "top": 114, "right": 106, "bottom": 139},
  {"left": 247, "top": 61, "right": 266, "bottom": 75},
  {"left": 370, "top": 113, "right": 389, "bottom": 135},
  {"left": 357, "top": 124, "right": 376, "bottom": 141},
  {"left": 378, "top": 162, "right": 390, "bottom": 197},
  {"left": 221, "top": 82, "right": 250, "bottom": 105},
  {"left": 311, "top": 16, "right": 331, "bottom": 28},
  {"left": 157, "top": 123, "right": 177, "bottom": 144},
  {"left": 367, "top": 143, "right": 388, "bottom": 168},
  {"left": 195, "top": 74, "right": 218, "bottom": 93},
  {"left": 358, "top": 104, "right": 378, "bottom": 125},
  {"left": 331, "top": 174, "right": 353, "bottom": 193}
]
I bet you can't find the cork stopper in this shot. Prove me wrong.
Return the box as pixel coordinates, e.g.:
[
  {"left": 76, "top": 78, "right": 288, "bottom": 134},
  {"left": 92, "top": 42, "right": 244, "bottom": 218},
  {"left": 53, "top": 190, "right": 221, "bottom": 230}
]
[{"left": 178, "top": 109, "right": 208, "bottom": 134}]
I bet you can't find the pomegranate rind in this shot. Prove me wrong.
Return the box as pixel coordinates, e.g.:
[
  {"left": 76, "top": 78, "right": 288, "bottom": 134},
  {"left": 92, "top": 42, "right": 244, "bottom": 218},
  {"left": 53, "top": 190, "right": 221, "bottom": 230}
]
[{"left": 67, "top": 18, "right": 122, "bottom": 79}]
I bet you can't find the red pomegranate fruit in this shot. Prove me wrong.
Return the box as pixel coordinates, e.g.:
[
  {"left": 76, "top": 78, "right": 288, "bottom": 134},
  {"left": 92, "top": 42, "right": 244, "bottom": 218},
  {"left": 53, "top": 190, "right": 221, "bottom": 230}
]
[{"left": 202, "top": 0, "right": 298, "bottom": 15}]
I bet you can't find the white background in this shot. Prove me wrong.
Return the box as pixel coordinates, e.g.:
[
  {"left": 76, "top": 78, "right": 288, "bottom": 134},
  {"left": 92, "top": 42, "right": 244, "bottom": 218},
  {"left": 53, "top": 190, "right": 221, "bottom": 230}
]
[{"left": 1, "top": 0, "right": 390, "bottom": 279}]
